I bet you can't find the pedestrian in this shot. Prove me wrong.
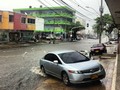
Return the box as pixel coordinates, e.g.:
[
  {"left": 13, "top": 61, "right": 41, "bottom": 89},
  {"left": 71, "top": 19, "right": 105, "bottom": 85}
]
[{"left": 49, "top": 33, "right": 53, "bottom": 44}]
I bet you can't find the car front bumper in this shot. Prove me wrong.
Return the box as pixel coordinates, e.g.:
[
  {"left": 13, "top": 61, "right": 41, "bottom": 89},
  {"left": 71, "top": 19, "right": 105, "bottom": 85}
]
[{"left": 68, "top": 70, "right": 106, "bottom": 84}]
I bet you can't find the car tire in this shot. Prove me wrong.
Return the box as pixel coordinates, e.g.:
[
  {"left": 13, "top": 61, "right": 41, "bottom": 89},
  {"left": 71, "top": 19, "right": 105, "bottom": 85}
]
[
  {"left": 41, "top": 66, "right": 47, "bottom": 77},
  {"left": 62, "top": 72, "right": 70, "bottom": 86},
  {"left": 90, "top": 52, "right": 94, "bottom": 56}
]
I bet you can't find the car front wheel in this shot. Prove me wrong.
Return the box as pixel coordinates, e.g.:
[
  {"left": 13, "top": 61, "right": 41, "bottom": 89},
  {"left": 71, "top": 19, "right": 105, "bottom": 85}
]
[
  {"left": 41, "top": 66, "right": 47, "bottom": 77},
  {"left": 62, "top": 72, "right": 70, "bottom": 86}
]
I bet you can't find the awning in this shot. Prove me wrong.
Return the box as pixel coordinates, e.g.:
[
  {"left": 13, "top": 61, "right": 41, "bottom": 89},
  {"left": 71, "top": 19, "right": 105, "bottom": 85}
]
[{"left": 105, "top": 0, "right": 120, "bottom": 29}]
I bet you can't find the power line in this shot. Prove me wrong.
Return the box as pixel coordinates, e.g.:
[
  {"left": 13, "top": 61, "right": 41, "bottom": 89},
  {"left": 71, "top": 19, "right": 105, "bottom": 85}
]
[
  {"left": 69, "top": 0, "right": 95, "bottom": 15},
  {"left": 57, "top": 0, "right": 92, "bottom": 20},
  {"left": 75, "top": 0, "right": 100, "bottom": 16},
  {"left": 54, "top": 0, "right": 94, "bottom": 21},
  {"left": 37, "top": 0, "right": 61, "bottom": 16}
]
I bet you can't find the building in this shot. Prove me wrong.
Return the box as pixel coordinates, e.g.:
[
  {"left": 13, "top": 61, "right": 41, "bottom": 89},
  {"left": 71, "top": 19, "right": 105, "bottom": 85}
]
[
  {"left": 0, "top": 10, "right": 44, "bottom": 43},
  {"left": 0, "top": 11, "right": 14, "bottom": 42},
  {"left": 14, "top": 6, "right": 75, "bottom": 37}
]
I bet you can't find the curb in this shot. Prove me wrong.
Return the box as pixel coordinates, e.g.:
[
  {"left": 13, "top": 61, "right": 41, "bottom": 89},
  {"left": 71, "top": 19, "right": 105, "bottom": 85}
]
[{"left": 111, "top": 54, "right": 118, "bottom": 90}]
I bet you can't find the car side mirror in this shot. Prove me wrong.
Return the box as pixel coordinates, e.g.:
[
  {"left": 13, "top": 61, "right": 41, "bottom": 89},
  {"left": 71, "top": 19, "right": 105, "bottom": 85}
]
[{"left": 53, "top": 60, "right": 58, "bottom": 64}]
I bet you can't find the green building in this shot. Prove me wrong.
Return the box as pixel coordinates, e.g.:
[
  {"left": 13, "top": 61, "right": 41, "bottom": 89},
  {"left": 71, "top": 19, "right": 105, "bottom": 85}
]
[{"left": 14, "top": 6, "right": 75, "bottom": 34}]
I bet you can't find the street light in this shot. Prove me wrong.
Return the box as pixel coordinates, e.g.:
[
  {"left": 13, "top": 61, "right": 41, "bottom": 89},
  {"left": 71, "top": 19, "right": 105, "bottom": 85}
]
[{"left": 86, "top": 6, "right": 100, "bottom": 16}]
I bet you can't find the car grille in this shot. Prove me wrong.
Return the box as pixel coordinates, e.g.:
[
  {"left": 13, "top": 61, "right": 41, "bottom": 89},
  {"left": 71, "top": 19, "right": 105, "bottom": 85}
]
[{"left": 81, "top": 67, "right": 99, "bottom": 73}]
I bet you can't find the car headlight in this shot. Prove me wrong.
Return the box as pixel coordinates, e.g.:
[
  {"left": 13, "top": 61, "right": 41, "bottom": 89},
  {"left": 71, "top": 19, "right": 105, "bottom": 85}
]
[
  {"left": 68, "top": 70, "right": 82, "bottom": 74},
  {"left": 99, "top": 65, "right": 104, "bottom": 70}
]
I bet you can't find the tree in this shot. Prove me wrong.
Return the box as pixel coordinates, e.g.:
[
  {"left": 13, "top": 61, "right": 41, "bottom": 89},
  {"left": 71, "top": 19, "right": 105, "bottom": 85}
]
[
  {"left": 93, "top": 14, "right": 114, "bottom": 41},
  {"left": 66, "top": 21, "right": 85, "bottom": 40},
  {"left": 68, "top": 21, "right": 85, "bottom": 31}
]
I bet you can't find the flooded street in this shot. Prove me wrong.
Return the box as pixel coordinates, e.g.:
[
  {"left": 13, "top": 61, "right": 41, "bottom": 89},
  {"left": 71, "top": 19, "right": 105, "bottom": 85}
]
[{"left": 0, "top": 39, "right": 116, "bottom": 90}]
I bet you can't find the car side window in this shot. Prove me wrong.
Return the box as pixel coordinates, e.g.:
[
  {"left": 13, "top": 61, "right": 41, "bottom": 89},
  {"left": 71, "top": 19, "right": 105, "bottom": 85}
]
[
  {"left": 44, "top": 54, "right": 53, "bottom": 61},
  {"left": 44, "top": 54, "right": 61, "bottom": 64}
]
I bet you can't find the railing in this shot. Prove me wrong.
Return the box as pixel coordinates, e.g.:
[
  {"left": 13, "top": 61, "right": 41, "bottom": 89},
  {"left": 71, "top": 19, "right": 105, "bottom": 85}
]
[
  {"left": 45, "top": 21, "right": 71, "bottom": 25},
  {"left": 44, "top": 28, "right": 64, "bottom": 33},
  {"left": 36, "top": 13, "right": 74, "bottom": 18}
]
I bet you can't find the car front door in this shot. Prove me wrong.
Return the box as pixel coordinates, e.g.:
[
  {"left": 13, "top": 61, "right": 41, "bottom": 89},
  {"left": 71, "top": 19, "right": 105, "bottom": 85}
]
[
  {"left": 44, "top": 54, "right": 62, "bottom": 78},
  {"left": 50, "top": 54, "right": 62, "bottom": 78}
]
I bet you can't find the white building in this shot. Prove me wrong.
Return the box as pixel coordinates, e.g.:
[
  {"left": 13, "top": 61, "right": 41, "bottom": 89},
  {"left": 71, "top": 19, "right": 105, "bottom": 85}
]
[{"left": 35, "top": 17, "right": 44, "bottom": 31}]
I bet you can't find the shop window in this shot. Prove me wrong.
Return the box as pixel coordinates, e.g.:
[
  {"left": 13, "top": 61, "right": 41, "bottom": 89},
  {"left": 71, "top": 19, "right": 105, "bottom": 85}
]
[
  {"left": 21, "top": 17, "right": 26, "bottom": 23},
  {"left": 0, "top": 15, "right": 2, "bottom": 22},
  {"left": 27, "top": 18, "right": 35, "bottom": 24},
  {"left": 9, "top": 15, "right": 14, "bottom": 22}
]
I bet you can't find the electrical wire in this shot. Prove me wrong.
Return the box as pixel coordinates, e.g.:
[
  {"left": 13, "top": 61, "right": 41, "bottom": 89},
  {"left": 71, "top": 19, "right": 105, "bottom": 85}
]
[
  {"left": 52, "top": 0, "right": 93, "bottom": 21},
  {"left": 37, "top": 0, "right": 61, "bottom": 16},
  {"left": 57, "top": 0, "right": 92, "bottom": 20},
  {"left": 69, "top": 0, "right": 95, "bottom": 14},
  {"left": 52, "top": 0, "right": 72, "bottom": 12},
  {"left": 75, "top": 0, "right": 100, "bottom": 16}
]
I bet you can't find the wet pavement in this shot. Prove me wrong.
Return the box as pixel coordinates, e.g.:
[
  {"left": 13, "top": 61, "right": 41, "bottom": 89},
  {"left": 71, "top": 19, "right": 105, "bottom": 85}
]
[
  {"left": 0, "top": 39, "right": 117, "bottom": 90},
  {"left": 116, "top": 41, "right": 120, "bottom": 90}
]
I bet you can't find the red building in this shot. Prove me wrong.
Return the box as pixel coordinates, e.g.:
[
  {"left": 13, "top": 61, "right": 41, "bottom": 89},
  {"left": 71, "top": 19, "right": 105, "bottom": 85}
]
[{"left": 14, "top": 13, "right": 27, "bottom": 30}]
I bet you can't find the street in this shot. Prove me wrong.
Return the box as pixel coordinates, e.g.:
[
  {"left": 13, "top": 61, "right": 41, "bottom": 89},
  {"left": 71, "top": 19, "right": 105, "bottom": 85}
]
[{"left": 0, "top": 39, "right": 116, "bottom": 90}]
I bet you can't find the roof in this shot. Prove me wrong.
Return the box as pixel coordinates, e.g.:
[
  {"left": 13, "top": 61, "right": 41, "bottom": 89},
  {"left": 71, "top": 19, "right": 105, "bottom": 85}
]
[
  {"left": 13, "top": 6, "right": 75, "bottom": 12},
  {"left": 105, "top": 0, "right": 120, "bottom": 28}
]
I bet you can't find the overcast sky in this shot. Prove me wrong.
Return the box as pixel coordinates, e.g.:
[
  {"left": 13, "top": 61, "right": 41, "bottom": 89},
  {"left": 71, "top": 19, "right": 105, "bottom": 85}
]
[
  {"left": 0, "top": 0, "right": 110, "bottom": 29},
  {"left": 0, "top": 0, "right": 110, "bottom": 15}
]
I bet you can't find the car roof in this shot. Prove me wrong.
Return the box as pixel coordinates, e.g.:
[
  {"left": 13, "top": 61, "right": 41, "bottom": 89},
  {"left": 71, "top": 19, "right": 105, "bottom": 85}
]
[{"left": 48, "top": 50, "right": 76, "bottom": 55}]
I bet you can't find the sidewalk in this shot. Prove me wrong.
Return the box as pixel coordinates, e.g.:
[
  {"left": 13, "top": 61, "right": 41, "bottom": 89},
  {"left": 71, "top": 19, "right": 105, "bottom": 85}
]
[
  {"left": 0, "top": 42, "right": 34, "bottom": 49},
  {"left": 0, "top": 39, "right": 65, "bottom": 49},
  {"left": 0, "top": 40, "right": 50, "bottom": 49},
  {"left": 116, "top": 41, "right": 120, "bottom": 90}
]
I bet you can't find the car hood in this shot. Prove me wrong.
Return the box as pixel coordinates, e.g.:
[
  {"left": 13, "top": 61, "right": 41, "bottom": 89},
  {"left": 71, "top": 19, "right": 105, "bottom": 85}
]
[{"left": 66, "top": 60, "right": 100, "bottom": 70}]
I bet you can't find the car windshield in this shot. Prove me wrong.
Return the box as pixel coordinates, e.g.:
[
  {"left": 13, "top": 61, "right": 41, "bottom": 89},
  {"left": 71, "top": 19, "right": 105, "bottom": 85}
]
[{"left": 58, "top": 51, "right": 90, "bottom": 64}]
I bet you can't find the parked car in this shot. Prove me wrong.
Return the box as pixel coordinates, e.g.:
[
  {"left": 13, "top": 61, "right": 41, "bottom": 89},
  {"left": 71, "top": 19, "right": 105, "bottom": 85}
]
[
  {"left": 90, "top": 43, "right": 107, "bottom": 55},
  {"left": 40, "top": 50, "right": 106, "bottom": 85}
]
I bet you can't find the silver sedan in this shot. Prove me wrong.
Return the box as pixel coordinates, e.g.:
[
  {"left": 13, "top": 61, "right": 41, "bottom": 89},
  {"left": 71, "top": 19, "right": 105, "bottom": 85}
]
[{"left": 39, "top": 50, "right": 106, "bottom": 85}]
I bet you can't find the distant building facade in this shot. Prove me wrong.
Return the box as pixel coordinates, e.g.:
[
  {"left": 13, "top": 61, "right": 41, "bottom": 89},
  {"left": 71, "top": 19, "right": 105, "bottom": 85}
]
[
  {"left": 0, "top": 10, "right": 44, "bottom": 42},
  {"left": 14, "top": 6, "right": 75, "bottom": 34}
]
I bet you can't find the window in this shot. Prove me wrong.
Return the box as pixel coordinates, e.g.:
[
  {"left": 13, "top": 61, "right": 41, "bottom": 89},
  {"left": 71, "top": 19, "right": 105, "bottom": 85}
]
[
  {"left": 9, "top": 15, "right": 14, "bottom": 22},
  {"left": 44, "top": 54, "right": 60, "bottom": 62},
  {"left": 21, "top": 17, "right": 26, "bottom": 23},
  {"left": 27, "top": 18, "right": 35, "bottom": 24},
  {"left": 0, "top": 15, "right": 2, "bottom": 22}
]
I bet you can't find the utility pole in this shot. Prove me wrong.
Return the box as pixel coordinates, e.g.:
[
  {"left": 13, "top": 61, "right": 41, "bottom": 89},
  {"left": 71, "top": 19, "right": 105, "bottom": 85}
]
[{"left": 99, "top": 0, "right": 103, "bottom": 43}]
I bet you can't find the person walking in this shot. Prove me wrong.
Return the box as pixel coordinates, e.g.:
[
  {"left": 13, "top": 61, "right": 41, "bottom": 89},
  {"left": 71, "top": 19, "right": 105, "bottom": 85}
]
[{"left": 49, "top": 33, "right": 53, "bottom": 44}]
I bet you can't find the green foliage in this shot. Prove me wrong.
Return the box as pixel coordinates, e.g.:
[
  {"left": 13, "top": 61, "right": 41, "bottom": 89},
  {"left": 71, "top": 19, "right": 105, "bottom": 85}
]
[
  {"left": 70, "top": 21, "right": 85, "bottom": 31},
  {"left": 93, "top": 14, "right": 113, "bottom": 35}
]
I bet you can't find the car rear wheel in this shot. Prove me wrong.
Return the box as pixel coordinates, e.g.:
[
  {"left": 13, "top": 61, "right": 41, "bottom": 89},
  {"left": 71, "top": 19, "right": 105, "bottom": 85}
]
[{"left": 62, "top": 72, "right": 70, "bottom": 86}]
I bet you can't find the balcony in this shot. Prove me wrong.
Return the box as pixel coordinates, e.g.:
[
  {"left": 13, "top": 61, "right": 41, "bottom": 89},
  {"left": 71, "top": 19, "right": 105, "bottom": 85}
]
[
  {"left": 44, "top": 28, "right": 64, "bottom": 33},
  {"left": 45, "top": 20, "right": 71, "bottom": 25},
  {"left": 36, "top": 13, "right": 74, "bottom": 18}
]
